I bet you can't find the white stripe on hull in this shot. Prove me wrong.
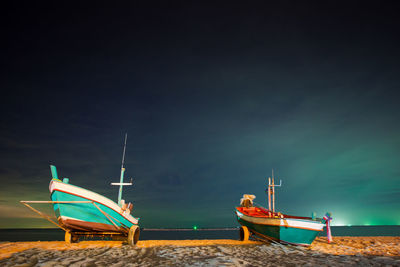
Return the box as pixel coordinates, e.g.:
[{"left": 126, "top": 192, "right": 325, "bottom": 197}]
[
  {"left": 236, "top": 211, "right": 324, "bottom": 231},
  {"left": 59, "top": 215, "right": 84, "bottom": 222},
  {"left": 50, "top": 180, "right": 138, "bottom": 225}
]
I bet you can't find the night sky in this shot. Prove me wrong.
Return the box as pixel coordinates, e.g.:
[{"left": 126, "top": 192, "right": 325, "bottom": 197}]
[{"left": 1, "top": 2, "right": 400, "bottom": 228}]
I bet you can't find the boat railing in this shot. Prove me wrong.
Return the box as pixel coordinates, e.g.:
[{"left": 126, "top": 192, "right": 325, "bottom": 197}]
[{"left": 242, "top": 202, "right": 316, "bottom": 220}]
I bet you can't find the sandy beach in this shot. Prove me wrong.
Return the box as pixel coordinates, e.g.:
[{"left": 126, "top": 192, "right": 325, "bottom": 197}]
[{"left": 1, "top": 237, "right": 399, "bottom": 266}]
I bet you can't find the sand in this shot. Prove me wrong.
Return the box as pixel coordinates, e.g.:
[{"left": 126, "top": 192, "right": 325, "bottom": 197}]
[{"left": 1, "top": 237, "right": 399, "bottom": 266}]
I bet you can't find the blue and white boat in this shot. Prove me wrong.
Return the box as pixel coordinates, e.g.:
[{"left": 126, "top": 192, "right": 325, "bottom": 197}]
[{"left": 48, "top": 134, "right": 140, "bottom": 244}]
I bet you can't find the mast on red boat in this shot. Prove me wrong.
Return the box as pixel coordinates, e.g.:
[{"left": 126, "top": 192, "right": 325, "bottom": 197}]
[{"left": 267, "top": 169, "right": 281, "bottom": 215}]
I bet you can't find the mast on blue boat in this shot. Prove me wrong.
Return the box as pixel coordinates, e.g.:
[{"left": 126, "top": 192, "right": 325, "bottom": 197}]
[{"left": 111, "top": 133, "right": 132, "bottom": 206}]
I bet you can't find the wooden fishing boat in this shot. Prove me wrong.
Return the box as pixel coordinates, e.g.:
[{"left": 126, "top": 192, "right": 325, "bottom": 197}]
[
  {"left": 235, "top": 171, "right": 327, "bottom": 246},
  {"left": 49, "top": 165, "right": 139, "bottom": 240},
  {"left": 21, "top": 134, "right": 140, "bottom": 245}
]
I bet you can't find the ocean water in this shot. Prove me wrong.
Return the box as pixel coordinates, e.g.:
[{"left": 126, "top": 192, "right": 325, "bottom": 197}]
[{"left": 0, "top": 226, "right": 399, "bottom": 242}]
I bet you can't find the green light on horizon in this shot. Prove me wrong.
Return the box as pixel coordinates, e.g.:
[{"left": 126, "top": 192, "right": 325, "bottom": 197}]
[{"left": 193, "top": 225, "right": 198, "bottom": 230}]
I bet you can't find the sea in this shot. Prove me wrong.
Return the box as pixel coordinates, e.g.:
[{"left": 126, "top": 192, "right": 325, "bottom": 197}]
[{"left": 0, "top": 226, "right": 399, "bottom": 242}]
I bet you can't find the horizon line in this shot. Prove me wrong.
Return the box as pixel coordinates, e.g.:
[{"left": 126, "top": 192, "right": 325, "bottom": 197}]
[{"left": 1, "top": 225, "right": 400, "bottom": 230}]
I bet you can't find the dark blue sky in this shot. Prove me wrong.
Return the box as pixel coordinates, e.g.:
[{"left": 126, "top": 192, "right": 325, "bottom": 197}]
[{"left": 1, "top": 2, "right": 400, "bottom": 228}]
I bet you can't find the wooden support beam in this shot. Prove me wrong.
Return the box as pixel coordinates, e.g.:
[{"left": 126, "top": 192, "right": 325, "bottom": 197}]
[
  {"left": 21, "top": 201, "right": 92, "bottom": 203},
  {"left": 20, "top": 201, "right": 67, "bottom": 231},
  {"left": 91, "top": 202, "right": 121, "bottom": 231}
]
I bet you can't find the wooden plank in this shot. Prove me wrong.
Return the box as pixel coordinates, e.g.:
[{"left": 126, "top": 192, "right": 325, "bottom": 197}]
[
  {"left": 91, "top": 202, "right": 121, "bottom": 231},
  {"left": 20, "top": 200, "right": 130, "bottom": 234},
  {"left": 91, "top": 202, "right": 130, "bottom": 232},
  {"left": 20, "top": 201, "right": 92, "bottom": 203},
  {"left": 73, "top": 232, "right": 125, "bottom": 235},
  {"left": 20, "top": 202, "right": 67, "bottom": 231}
]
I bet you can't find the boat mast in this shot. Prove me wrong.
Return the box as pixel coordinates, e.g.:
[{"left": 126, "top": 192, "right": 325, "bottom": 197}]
[
  {"left": 111, "top": 134, "right": 133, "bottom": 206},
  {"left": 268, "top": 177, "right": 271, "bottom": 211},
  {"left": 117, "top": 133, "right": 128, "bottom": 206},
  {"left": 267, "top": 169, "right": 281, "bottom": 214},
  {"left": 272, "top": 170, "right": 275, "bottom": 213}
]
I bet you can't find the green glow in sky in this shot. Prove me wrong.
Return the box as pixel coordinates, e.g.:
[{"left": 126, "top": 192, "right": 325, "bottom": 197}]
[{"left": 1, "top": 2, "right": 400, "bottom": 229}]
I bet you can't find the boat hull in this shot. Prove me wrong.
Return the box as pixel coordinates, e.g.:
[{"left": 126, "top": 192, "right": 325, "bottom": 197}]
[
  {"left": 236, "top": 209, "right": 324, "bottom": 246},
  {"left": 50, "top": 179, "right": 138, "bottom": 233}
]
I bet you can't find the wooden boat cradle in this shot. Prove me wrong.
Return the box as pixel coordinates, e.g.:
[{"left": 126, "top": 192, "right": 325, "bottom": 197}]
[{"left": 20, "top": 200, "right": 131, "bottom": 240}]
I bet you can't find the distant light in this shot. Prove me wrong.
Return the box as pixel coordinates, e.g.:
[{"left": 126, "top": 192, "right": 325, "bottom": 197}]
[
  {"left": 193, "top": 225, "right": 198, "bottom": 230},
  {"left": 332, "top": 219, "right": 346, "bottom": 226}
]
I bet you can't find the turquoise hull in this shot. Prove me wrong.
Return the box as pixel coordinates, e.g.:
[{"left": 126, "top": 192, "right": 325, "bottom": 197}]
[
  {"left": 50, "top": 179, "right": 138, "bottom": 233},
  {"left": 238, "top": 216, "right": 321, "bottom": 246}
]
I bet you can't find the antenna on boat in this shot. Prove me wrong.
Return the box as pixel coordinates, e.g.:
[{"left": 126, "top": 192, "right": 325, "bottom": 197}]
[
  {"left": 267, "top": 169, "right": 282, "bottom": 213},
  {"left": 121, "top": 133, "right": 127, "bottom": 170},
  {"left": 111, "top": 133, "right": 132, "bottom": 206}
]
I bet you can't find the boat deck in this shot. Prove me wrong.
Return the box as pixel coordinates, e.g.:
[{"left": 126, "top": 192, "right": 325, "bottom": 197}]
[{"left": 236, "top": 206, "right": 313, "bottom": 220}]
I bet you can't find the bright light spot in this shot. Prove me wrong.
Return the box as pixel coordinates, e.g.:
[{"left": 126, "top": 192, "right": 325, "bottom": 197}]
[
  {"left": 193, "top": 225, "right": 198, "bottom": 230},
  {"left": 332, "top": 218, "right": 347, "bottom": 226}
]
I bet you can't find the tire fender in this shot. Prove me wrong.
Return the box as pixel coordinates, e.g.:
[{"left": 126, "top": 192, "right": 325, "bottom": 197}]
[
  {"left": 128, "top": 225, "right": 140, "bottom": 246},
  {"left": 239, "top": 226, "right": 250, "bottom": 241}
]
